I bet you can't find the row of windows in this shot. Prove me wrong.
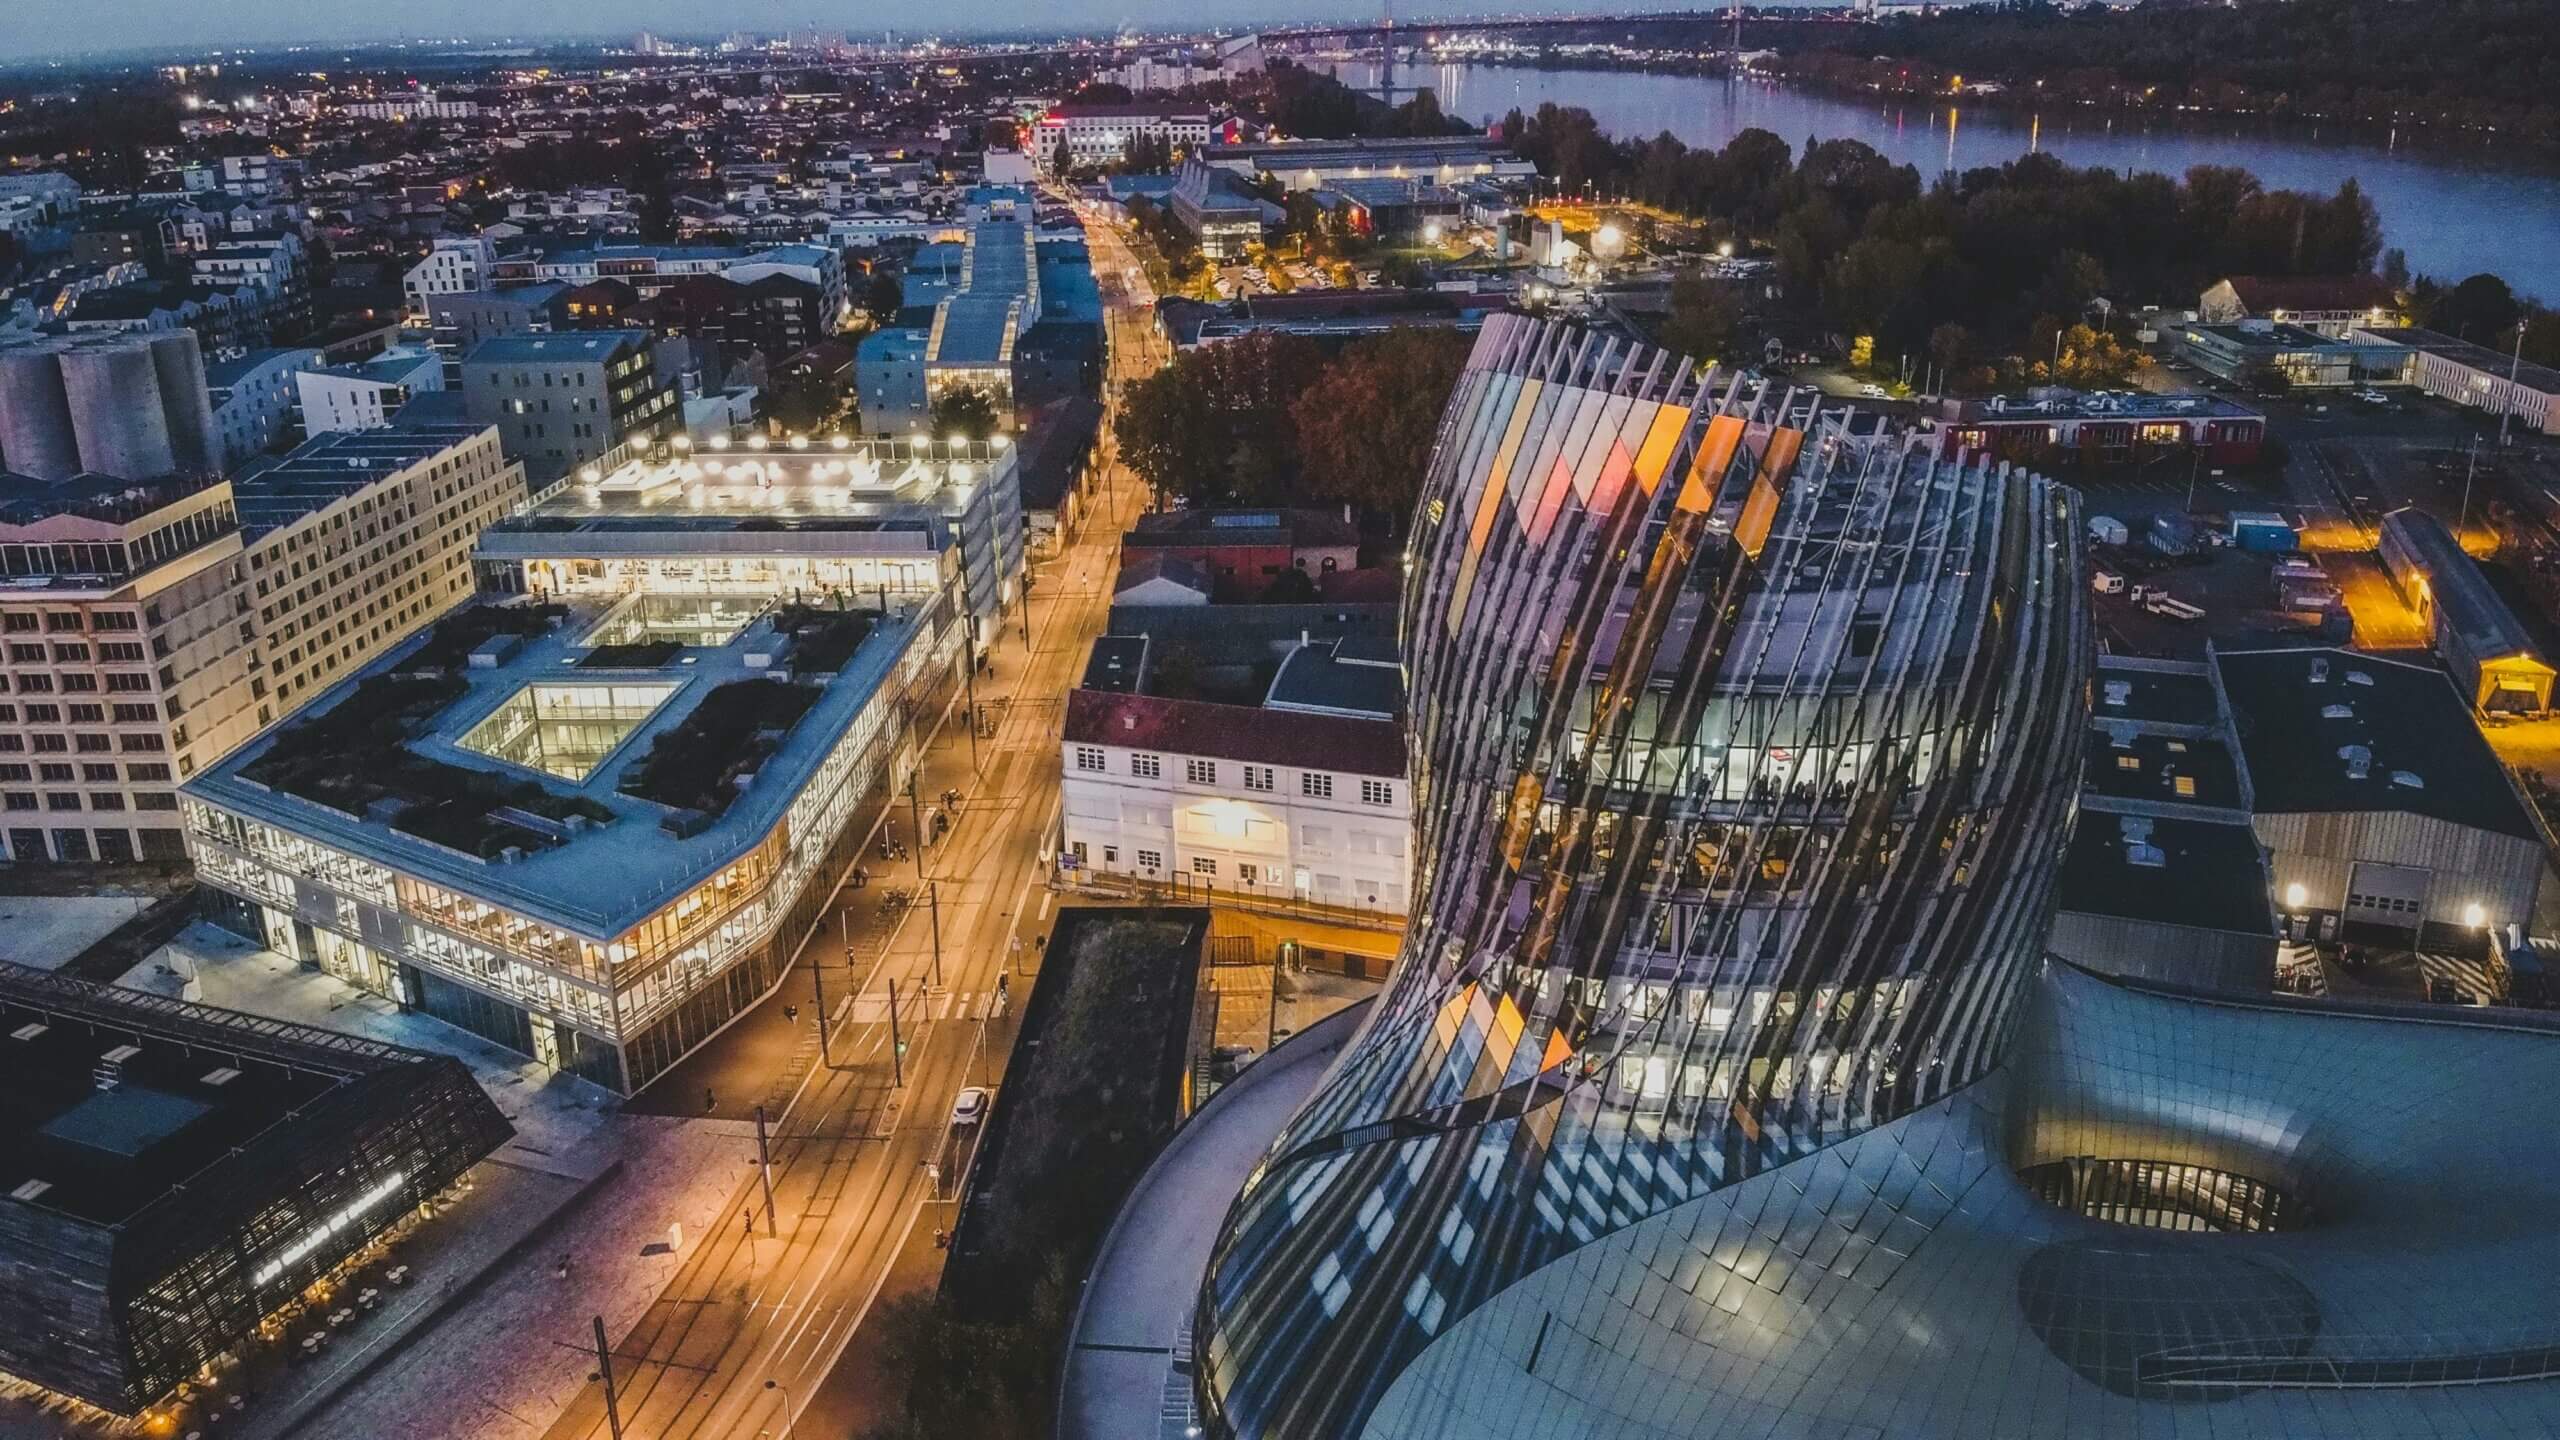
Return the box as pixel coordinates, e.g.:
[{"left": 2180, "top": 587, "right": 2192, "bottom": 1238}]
[
  {"left": 0, "top": 703, "right": 160, "bottom": 724},
  {"left": 1071, "top": 746, "right": 1395, "bottom": 805},
  {"left": 0, "top": 733, "right": 165, "bottom": 753},
  {"left": 3, "top": 791, "right": 179, "bottom": 811},
  {"left": 0, "top": 761, "right": 166, "bottom": 783}
]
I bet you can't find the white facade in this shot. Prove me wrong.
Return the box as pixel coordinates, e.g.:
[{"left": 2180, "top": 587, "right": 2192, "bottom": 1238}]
[
  {"left": 341, "top": 92, "right": 483, "bottom": 122},
  {"left": 209, "top": 346, "right": 319, "bottom": 468},
  {"left": 404, "top": 236, "right": 499, "bottom": 320},
  {"left": 295, "top": 347, "right": 444, "bottom": 434},
  {"left": 1036, "top": 107, "right": 1216, "bottom": 173},
  {"left": 1060, "top": 733, "right": 1411, "bottom": 915}
]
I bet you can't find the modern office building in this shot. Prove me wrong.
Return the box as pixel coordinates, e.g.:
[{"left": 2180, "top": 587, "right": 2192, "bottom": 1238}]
[
  {"left": 1927, "top": 389, "right": 2266, "bottom": 467},
  {"left": 473, "top": 433, "right": 1024, "bottom": 641},
  {"left": 1191, "top": 315, "right": 2560, "bottom": 1440},
  {"left": 0, "top": 960, "right": 509, "bottom": 1416},
  {"left": 1168, "top": 156, "right": 1266, "bottom": 261},
  {"left": 184, "top": 574, "right": 969, "bottom": 1095},
  {"left": 230, "top": 424, "right": 525, "bottom": 712},
  {"left": 2355, "top": 324, "right": 2560, "bottom": 437},
  {"left": 458, "top": 330, "right": 678, "bottom": 481}
]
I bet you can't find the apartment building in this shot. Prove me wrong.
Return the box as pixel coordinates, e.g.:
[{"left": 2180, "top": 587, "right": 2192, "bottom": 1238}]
[
  {"left": 403, "top": 236, "right": 500, "bottom": 319},
  {"left": 0, "top": 424, "right": 522, "bottom": 865},
  {"left": 295, "top": 345, "right": 443, "bottom": 434},
  {"left": 458, "top": 330, "right": 678, "bottom": 480},
  {"left": 206, "top": 346, "right": 320, "bottom": 469},
  {"left": 233, "top": 424, "right": 525, "bottom": 711},
  {"left": 0, "top": 478, "right": 252, "bottom": 864}
]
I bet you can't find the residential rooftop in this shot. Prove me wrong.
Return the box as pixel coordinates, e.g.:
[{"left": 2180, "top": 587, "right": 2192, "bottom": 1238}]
[
  {"left": 460, "top": 329, "right": 649, "bottom": 366},
  {"left": 1265, "top": 635, "right": 1404, "bottom": 721},
  {"left": 2215, "top": 645, "right": 2537, "bottom": 839},
  {"left": 186, "top": 592, "right": 920, "bottom": 940},
  {"left": 2091, "top": 657, "right": 2222, "bottom": 730},
  {"left": 230, "top": 423, "right": 501, "bottom": 537}
]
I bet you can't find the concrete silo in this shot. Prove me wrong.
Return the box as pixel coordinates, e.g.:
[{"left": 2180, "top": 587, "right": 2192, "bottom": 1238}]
[
  {"left": 0, "top": 341, "right": 83, "bottom": 481},
  {"left": 60, "top": 340, "right": 178, "bottom": 480},
  {"left": 148, "top": 330, "right": 220, "bottom": 475}
]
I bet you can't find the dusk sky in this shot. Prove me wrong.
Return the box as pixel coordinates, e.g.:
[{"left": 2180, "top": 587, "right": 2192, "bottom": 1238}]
[{"left": 0, "top": 0, "right": 1679, "bottom": 61}]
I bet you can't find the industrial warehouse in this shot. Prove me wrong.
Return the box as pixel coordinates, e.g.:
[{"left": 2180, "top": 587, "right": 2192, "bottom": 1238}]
[
  {"left": 0, "top": 961, "right": 508, "bottom": 1417},
  {"left": 178, "top": 437, "right": 1009, "bottom": 1093}
]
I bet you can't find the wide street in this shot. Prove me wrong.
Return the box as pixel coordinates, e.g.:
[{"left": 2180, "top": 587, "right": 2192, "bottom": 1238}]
[{"left": 533, "top": 207, "right": 1163, "bottom": 1440}]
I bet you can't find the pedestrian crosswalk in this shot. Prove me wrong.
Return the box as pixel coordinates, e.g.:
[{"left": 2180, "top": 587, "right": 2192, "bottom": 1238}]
[{"left": 843, "top": 988, "right": 1010, "bottom": 1024}]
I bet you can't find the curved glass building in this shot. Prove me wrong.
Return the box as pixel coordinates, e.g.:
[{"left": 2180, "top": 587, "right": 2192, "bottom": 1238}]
[
  {"left": 1191, "top": 315, "right": 2560, "bottom": 1439},
  {"left": 1195, "top": 314, "right": 2088, "bottom": 1436}
]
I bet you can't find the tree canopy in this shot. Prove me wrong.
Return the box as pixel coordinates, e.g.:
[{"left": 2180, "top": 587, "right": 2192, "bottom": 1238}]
[{"left": 930, "top": 386, "right": 1003, "bottom": 442}]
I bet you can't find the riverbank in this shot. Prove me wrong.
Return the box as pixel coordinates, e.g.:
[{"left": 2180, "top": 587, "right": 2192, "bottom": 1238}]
[
  {"left": 1412, "top": 52, "right": 2554, "bottom": 168},
  {"left": 1325, "top": 57, "right": 2560, "bottom": 299}
]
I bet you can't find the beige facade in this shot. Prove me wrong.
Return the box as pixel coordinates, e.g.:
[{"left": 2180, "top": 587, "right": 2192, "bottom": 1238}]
[{"left": 0, "top": 425, "right": 520, "bottom": 865}]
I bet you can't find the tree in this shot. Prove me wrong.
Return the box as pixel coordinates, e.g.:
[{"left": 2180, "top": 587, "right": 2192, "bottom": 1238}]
[
  {"left": 767, "top": 367, "right": 847, "bottom": 435},
  {"left": 1290, "top": 329, "right": 1472, "bottom": 531},
  {"left": 862, "top": 269, "right": 905, "bottom": 326},
  {"left": 930, "top": 386, "right": 1003, "bottom": 442},
  {"left": 1118, "top": 332, "right": 1325, "bottom": 507},
  {"left": 981, "top": 117, "right": 1020, "bottom": 152},
  {"left": 2381, "top": 247, "right": 2411, "bottom": 296},
  {"left": 1050, "top": 136, "right": 1073, "bottom": 175},
  {"left": 2427, "top": 273, "right": 2522, "bottom": 343},
  {"left": 1657, "top": 272, "right": 1743, "bottom": 365}
]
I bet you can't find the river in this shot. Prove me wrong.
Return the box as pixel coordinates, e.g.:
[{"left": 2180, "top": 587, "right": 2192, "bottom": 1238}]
[{"left": 1325, "top": 60, "right": 2560, "bottom": 299}]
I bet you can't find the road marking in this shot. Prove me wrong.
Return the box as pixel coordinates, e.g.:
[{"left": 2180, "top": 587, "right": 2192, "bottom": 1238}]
[{"left": 1039, "top": 891, "right": 1055, "bottom": 921}]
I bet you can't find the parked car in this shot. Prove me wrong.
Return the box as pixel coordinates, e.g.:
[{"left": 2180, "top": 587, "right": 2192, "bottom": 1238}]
[
  {"left": 1858, "top": 383, "right": 1887, "bottom": 399},
  {"left": 950, "top": 1086, "right": 991, "bottom": 1127}
]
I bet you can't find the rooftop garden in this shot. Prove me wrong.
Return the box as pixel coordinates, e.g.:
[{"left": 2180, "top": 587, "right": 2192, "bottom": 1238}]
[
  {"left": 404, "top": 602, "right": 567, "bottom": 673},
  {"left": 239, "top": 672, "right": 615, "bottom": 861},
  {"left": 771, "top": 603, "right": 876, "bottom": 674},
  {"left": 579, "top": 639, "right": 683, "bottom": 668},
  {"left": 618, "top": 677, "right": 820, "bottom": 818}
]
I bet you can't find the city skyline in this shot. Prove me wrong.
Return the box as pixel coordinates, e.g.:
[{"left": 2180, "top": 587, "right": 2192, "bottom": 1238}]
[{"left": 4, "top": 0, "right": 1710, "bottom": 65}]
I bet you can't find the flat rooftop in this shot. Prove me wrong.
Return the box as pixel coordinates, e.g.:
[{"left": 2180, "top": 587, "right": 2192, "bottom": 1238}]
[
  {"left": 2084, "top": 732, "right": 2244, "bottom": 810},
  {"left": 2058, "top": 814, "right": 2275, "bottom": 937},
  {"left": 187, "top": 594, "right": 919, "bottom": 941},
  {"left": 1944, "top": 390, "right": 2263, "bottom": 425},
  {"left": 2215, "top": 646, "right": 2538, "bottom": 839},
  {"left": 0, "top": 962, "right": 396, "bottom": 1228},
  {"left": 461, "top": 330, "right": 645, "bottom": 367},
  {"left": 475, "top": 437, "right": 1009, "bottom": 553},
  {"left": 2184, "top": 321, "right": 2348, "bottom": 349},
  {"left": 232, "top": 424, "right": 498, "bottom": 536},
  {"left": 2091, "top": 660, "right": 2221, "bottom": 728},
  {"left": 2362, "top": 325, "right": 2560, "bottom": 395}
]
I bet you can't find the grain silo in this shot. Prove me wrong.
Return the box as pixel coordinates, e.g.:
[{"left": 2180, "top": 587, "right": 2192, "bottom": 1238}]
[
  {"left": 147, "top": 330, "right": 220, "bottom": 474},
  {"left": 60, "top": 340, "right": 177, "bottom": 479},
  {"left": 0, "top": 340, "right": 82, "bottom": 481}
]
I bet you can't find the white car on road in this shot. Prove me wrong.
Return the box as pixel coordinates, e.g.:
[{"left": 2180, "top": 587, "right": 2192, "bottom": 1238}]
[{"left": 950, "top": 1086, "right": 991, "bottom": 1127}]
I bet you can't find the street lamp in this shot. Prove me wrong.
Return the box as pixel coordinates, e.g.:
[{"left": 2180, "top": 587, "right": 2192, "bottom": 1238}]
[
  {"left": 762, "top": 1378, "right": 798, "bottom": 1439},
  {"left": 2498, "top": 317, "right": 2529, "bottom": 450}
]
